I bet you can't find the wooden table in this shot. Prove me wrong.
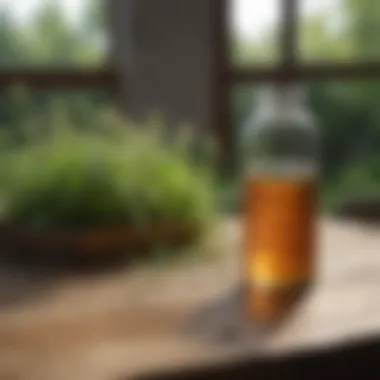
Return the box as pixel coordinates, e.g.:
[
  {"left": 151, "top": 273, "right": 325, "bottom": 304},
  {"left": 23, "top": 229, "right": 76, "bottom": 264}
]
[{"left": 0, "top": 219, "right": 379, "bottom": 379}]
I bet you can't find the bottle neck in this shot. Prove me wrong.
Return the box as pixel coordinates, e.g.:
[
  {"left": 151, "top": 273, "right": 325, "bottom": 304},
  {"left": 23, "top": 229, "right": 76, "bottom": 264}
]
[{"left": 254, "top": 85, "right": 310, "bottom": 128}]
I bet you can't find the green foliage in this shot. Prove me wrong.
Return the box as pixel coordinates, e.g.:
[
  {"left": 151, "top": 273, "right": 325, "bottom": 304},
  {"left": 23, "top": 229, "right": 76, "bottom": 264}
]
[
  {"left": 0, "top": 107, "right": 217, "bottom": 231},
  {"left": 0, "top": 84, "right": 107, "bottom": 145},
  {"left": 346, "top": 0, "right": 380, "bottom": 60},
  {"left": 299, "top": 16, "right": 352, "bottom": 61},
  {"left": 323, "top": 161, "right": 380, "bottom": 211},
  {"left": 0, "top": 0, "right": 104, "bottom": 67}
]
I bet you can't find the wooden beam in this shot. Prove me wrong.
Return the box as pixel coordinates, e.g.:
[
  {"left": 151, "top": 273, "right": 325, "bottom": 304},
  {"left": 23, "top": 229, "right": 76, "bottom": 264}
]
[
  {"left": 211, "top": 0, "right": 232, "bottom": 172},
  {"left": 280, "top": 0, "right": 299, "bottom": 67},
  {"left": 230, "top": 62, "right": 380, "bottom": 84},
  {"left": 108, "top": 0, "right": 134, "bottom": 112},
  {"left": 0, "top": 68, "right": 117, "bottom": 89}
]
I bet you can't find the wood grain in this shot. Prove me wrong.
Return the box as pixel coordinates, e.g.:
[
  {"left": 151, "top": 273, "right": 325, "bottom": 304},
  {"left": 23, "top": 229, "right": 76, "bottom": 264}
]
[{"left": 0, "top": 219, "right": 378, "bottom": 379}]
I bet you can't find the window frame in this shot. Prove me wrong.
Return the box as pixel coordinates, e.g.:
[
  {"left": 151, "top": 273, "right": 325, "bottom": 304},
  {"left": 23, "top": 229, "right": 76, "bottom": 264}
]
[
  {"left": 0, "top": 0, "right": 119, "bottom": 92},
  {"left": 1, "top": 0, "right": 379, "bottom": 159},
  {"left": 213, "top": 0, "right": 380, "bottom": 159}
]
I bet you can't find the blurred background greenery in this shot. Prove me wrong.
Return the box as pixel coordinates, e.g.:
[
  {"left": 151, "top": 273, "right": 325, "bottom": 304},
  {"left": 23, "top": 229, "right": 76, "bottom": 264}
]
[
  {"left": 230, "top": 0, "right": 380, "bottom": 212},
  {"left": 0, "top": 0, "right": 380, "bottom": 217}
]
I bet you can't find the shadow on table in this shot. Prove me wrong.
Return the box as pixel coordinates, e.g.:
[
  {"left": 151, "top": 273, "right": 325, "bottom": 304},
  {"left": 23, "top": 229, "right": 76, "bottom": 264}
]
[
  {"left": 183, "top": 284, "right": 309, "bottom": 347},
  {"left": 0, "top": 247, "right": 131, "bottom": 309},
  {"left": 133, "top": 286, "right": 312, "bottom": 380}
]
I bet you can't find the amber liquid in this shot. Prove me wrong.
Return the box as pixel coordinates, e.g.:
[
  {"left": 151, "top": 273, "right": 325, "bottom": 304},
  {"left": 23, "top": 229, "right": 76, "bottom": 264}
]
[{"left": 244, "top": 176, "right": 316, "bottom": 320}]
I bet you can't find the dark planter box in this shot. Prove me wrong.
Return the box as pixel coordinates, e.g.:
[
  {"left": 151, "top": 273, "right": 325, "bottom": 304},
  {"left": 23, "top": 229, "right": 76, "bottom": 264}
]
[{"left": 0, "top": 222, "right": 197, "bottom": 264}]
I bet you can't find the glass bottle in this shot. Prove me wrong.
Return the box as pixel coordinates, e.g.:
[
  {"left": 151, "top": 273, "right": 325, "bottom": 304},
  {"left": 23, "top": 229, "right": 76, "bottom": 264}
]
[{"left": 242, "top": 84, "right": 319, "bottom": 321}]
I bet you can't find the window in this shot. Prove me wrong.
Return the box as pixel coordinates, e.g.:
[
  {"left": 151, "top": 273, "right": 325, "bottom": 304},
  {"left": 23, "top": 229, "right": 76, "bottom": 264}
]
[
  {"left": 300, "top": 0, "right": 380, "bottom": 62},
  {"left": 230, "top": 0, "right": 281, "bottom": 67},
  {"left": 224, "top": 0, "right": 380, "bottom": 213},
  {"left": 0, "top": 0, "right": 115, "bottom": 138},
  {"left": 0, "top": 0, "right": 108, "bottom": 67}
]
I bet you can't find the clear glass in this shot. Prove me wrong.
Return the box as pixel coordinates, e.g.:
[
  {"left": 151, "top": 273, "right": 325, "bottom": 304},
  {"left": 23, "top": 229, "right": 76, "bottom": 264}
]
[
  {"left": 229, "top": 0, "right": 281, "bottom": 67},
  {"left": 242, "top": 85, "right": 319, "bottom": 177},
  {"left": 0, "top": 0, "right": 108, "bottom": 67},
  {"left": 300, "top": 0, "right": 380, "bottom": 62},
  {"left": 242, "top": 85, "right": 319, "bottom": 322}
]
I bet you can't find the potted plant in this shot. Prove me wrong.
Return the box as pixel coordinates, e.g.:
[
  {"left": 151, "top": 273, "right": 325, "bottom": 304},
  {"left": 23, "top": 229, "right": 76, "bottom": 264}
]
[{"left": 0, "top": 102, "right": 217, "bottom": 262}]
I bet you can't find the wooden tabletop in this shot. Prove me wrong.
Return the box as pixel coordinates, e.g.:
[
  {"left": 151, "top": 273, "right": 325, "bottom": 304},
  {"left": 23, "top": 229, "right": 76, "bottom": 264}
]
[{"left": 0, "top": 218, "right": 379, "bottom": 380}]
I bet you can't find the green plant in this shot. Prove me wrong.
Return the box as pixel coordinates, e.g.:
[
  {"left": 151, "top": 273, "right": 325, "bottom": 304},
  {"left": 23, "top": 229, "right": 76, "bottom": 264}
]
[
  {"left": 322, "top": 160, "right": 380, "bottom": 213},
  {"left": 0, "top": 106, "right": 217, "bottom": 235}
]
